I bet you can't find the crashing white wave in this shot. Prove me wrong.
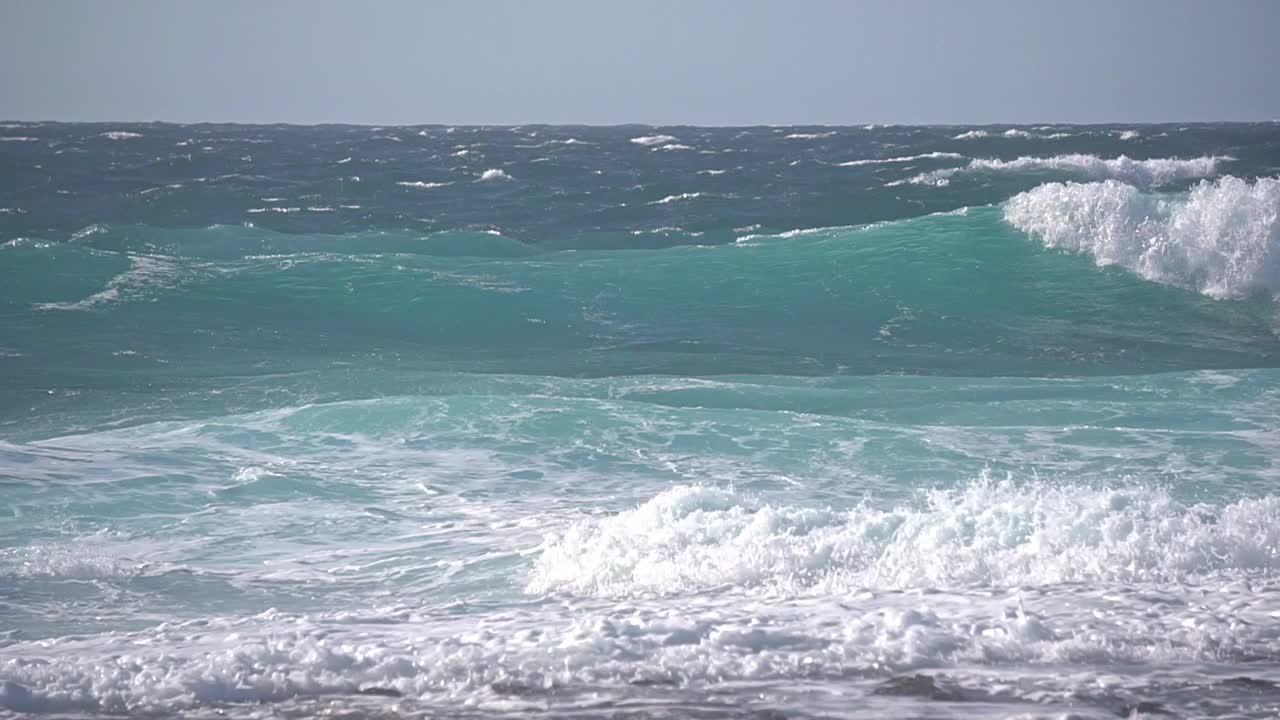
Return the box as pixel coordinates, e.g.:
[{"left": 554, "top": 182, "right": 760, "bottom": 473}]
[
  {"left": 477, "top": 169, "right": 512, "bottom": 182},
  {"left": 653, "top": 143, "right": 694, "bottom": 151},
  {"left": 100, "top": 131, "right": 143, "bottom": 140},
  {"left": 838, "top": 152, "right": 964, "bottom": 167},
  {"left": 528, "top": 478, "right": 1280, "bottom": 598},
  {"left": 953, "top": 130, "right": 990, "bottom": 140},
  {"left": 397, "top": 180, "right": 452, "bottom": 189},
  {"left": 1118, "top": 130, "right": 1141, "bottom": 140},
  {"left": 1005, "top": 175, "right": 1280, "bottom": 298},
  {"left": 0, "top": 136, "right": 36, "bottom": 142},
  {"left": 630, "top": 134, "right": 678, "bottom": 146},
  {"left": 906, "top": 154, "right": 1228, "bottom": 189}
]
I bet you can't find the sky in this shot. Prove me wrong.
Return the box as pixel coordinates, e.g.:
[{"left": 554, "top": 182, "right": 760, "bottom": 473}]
[{"left": 2, "top": 0, "right": 1278, "bottom": 125}]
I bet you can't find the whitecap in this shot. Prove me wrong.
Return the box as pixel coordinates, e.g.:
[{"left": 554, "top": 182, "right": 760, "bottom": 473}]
[
  {"left": 838, "top": 152, "right": 964, "bottom": 167},
  {"left": 630, "top": 134, "right": 679, "bottom": 146},
  {"left": 477, "top": 168, "right": 513, "bottom": 182},
  {"left": 784, "top": 132, "right": 837, "bottom": 140},
  {"left": 649, "top": 192, "right": 703, "bottom": 205},
  {"left": 397, "top": 180, "right": 452, "bottom": 189},
  {"left": 906, "top": 154, "right": 1228, "bottom": 188}
]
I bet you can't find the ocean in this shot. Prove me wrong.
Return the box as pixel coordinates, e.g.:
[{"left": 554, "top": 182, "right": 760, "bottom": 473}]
[{"left": 2, "top": 122, "right": 1279, "bottom": 718}]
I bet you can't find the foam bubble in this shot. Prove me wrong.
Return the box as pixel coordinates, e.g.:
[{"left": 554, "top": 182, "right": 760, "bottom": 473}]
[{"left": 1005, "top": 176, "right": 1280, "bottom": 298}]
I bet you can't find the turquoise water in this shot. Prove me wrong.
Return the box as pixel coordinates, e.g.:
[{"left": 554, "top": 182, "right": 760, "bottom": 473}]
[{"left": 2, "top": 123, "right": 1280, "bottom": 718}]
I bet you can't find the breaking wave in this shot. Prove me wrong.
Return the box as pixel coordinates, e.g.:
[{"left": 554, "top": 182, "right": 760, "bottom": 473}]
[
  {"left": 1005, "top": 175, "right": 1280, "bottom": 298},
  {"left": 529, "top": 478, "right": 1280, "bottom": 598}
]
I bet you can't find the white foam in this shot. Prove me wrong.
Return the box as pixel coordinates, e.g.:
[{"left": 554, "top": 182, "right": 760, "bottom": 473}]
[
  {"left": 1005, "top": 175, "right": 1280, "bottom": 298},
  {"left": 397, "top": 180, "right": 452, "bottom": 189},
  {"left": 630, "top": 134, "right": 678, "bottom": 146},
  {"left": 35, "top": 255, "right": 185, "bottom": 311},
  {"left": 476, "top": 169, "right": 513, "bottom": 182},
  {"left": 1118, "top": 130, "right": 1141, "bottom": 140},
  {"left": 697, "top": 169, "right": 728, "bottom": 175},
  {"left": 100, "top": 131, "right": 143, "bottom": 140},
  {"left": 529, "top": 478, "right": 1280, "bottom": 598},
  {"left": 838, "top": 152, "right": 964, "bottom": 167},
  {"left": 0, "top": 136, "right": 36, "bottom": 142},
  {"left": 907, "top": 154, "right": 1228, "bottom": 189},
  {"left": 784, "top": 132, "right": 837, "bottom": 140},
  {"left": 953, "top": 130, "right": 990, "bottom": 140},
  {"left": 4, "top": 573, "right": 1277, "bottom": 715},
  {"left": 246, "top": 207, "right": 301, "bottom": 213},
  {"left": 654, "top": 143, "right": 694, "bottom": 151}
]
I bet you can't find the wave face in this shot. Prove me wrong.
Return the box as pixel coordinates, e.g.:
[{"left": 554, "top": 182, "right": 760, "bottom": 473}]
[{"left": 4, "top": 123, "right": 1280, "bottom": 719}]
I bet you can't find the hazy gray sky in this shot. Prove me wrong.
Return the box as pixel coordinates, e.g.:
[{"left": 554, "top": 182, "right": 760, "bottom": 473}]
[{"left": 3, "top": 0, "right": 1278, "bottom": 125}]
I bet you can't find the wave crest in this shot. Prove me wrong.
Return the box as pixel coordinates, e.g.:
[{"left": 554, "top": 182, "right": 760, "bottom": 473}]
[{"left": 1005, "top": 176, "right": 1280, "bottom": 298}]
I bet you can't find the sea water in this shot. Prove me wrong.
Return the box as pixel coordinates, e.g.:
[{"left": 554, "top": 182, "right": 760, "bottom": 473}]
[{"left": 2, "top": 122, "right": 1279, "bottom": 718}]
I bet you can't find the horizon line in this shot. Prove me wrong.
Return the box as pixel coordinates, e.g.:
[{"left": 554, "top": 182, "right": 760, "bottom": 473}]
[{"left": 3, "top": 119, "right": 1278, "bottom": 129}]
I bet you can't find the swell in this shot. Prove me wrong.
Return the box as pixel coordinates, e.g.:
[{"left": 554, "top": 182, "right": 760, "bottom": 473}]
[{"left": 3, "top": 207, "right": 1278, "bottom": 380}]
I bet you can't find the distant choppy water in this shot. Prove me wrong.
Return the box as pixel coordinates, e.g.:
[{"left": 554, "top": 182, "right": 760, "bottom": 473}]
[{"left": 2, "top": 122, "right": 1280, "bottom": 719}]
